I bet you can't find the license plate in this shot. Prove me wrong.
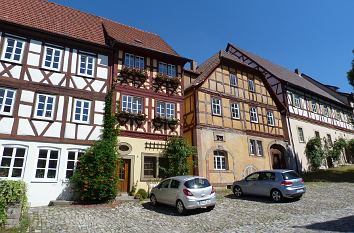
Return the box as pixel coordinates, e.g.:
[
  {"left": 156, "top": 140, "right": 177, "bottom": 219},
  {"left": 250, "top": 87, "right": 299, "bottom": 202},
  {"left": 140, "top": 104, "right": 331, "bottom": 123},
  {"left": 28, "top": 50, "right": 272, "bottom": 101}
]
[
  {"left": 199, "top": 200, "right": 210, "bottom": 205},
  {"left": 296, "top": 189, "right": 303, "bottom": 193}
]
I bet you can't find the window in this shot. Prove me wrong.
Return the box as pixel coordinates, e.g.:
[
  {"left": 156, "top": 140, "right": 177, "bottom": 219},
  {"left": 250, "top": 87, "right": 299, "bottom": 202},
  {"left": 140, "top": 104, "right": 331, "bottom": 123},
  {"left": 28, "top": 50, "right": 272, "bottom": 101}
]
[
  {"left": 267, "top": 111, "right": 275, "bottom": 126},
  {"left": 293, "top": 94, "right": 301, "bottom": 108},
  {"left": 336, "top": 111, "right": 342, "bottom": 121},
  {"left": 214, "top": 150, "right": 227, "bottom": 170},
  {"left": 170, "top": 179, "right": 180, "bottom": 189},
  {"left": 143, "top": 156, "right": 167, "bottom": 178},
  {"left": 323, "top": 105, "right": 329, "bottom": 116},
  {"left": 250, "top": 107, "right": 258, "bottom": 123},
  {"left": 0, "top": 146, "right": 26, "bottom": 178},
  {"left": 156, "top": 102, "right": 175, "bottom": 119},
  {"left": 249, "top": 139, "right": 256, "bottom": 155},
  {"left": 35, "top": 149, "right": 59, "bottom": 180},
  {"left": 327, "top": 134, "right": 333, "bottom": 146},
  {"left": 0, "top": 88, "right": 16, "bottom": 115},
  {"left": 184, "top": 178, "right": 211, "bottom": 189},
  {"left": 249, "top": 140, "right": 263, "bottom": 156},
  {"left": 124, "top": 53, "right": 144, "bottom": 69},
  {"left": 159, "top": 179, "right": 171, "bottom": 188},
  {"left": 248, "top": 79, "right": 255, "bottom": 92},
  {"left": 42, "top": 46, "right": 62, "bottom": 71},
  {"left": 34, "top": 94, "right": 55, "bottom": 120},
  {"left": 257, "top": 141, "right": 263, "bottom": 156},
  {"left": 1, "top": 37, "right": 25, "bottom": 63},
  {"left": 158, "top": 62, "right": 176, "bottom": 77},
  {"left": 66, "top": 150, "right": 84, "bottom": 178},
  {"left": 229, "top": 74, "right": 237, "bottom": 87},
  {"left": 212, "top": 98, "right": 222, "bottom": 116},
  {"left": 311, "top": 101, "right": 317, "bottom": 113},
  {"left": 315, "top": 131, "right": 320, "bottom": 139},
  {"left": 78, "top": 53, "right": 95, "bottom": 77},
  {"left": 230, "top": 103, "right": 240, "bottom": 119},
  {"left": 122, "top": 95, "right": 143, "bottom": 113},
  {"left": 246, "top": 172, "right": 259, "bottom": 181},
  {"left": 298, "top": 127, "right": 305, "bottom": 143},
  {"left": 73, "top": 99, "right": 91, "bottom": 124}
]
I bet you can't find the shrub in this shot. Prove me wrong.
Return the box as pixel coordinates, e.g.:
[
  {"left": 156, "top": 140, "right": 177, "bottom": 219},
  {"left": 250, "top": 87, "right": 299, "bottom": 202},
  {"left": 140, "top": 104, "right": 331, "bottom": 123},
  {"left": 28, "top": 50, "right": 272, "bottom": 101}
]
[
  {"left": 327, "top": 138, "right": 347, "bottom": 162},
  {"left": 305, "top": 137, "right": 325, "bottom": 171},
  {"left": 134, "top": 189, "right": 148, "bottom": 201},
  {"left": 70, "top": 90, "right": 120, "bottom": 203},
  {"left": 0, "top": 180, "right": 27, "bottom": 227}
]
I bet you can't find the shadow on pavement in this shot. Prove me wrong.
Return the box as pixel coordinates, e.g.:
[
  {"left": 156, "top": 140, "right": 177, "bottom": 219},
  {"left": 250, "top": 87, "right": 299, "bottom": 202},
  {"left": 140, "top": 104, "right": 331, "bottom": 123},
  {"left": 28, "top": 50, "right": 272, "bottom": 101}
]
[
  {"left": 141, "top": 202, "right": 212, "bottom": 216},
  {"left": 224, "top": 194, "right": 300, "bottom": 204},
  {"left": 293, "top": 215, "right": 354, "bottom": 232}
]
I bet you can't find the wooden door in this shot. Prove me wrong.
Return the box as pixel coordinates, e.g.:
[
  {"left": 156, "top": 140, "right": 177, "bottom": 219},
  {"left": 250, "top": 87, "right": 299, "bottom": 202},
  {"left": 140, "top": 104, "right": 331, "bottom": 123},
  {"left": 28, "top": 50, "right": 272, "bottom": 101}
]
[{"left": 118, "top": 159, "right": 130, "bottom": 193}]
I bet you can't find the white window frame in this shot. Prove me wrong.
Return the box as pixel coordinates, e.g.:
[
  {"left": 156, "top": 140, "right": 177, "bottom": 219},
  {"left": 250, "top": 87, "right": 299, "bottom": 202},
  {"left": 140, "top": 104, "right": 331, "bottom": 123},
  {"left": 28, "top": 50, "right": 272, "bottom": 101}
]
[
  {"left": 34, "top": 94, "right": 56, "bottom": 120},
  {"left": 0, "top": 145, "right": 28, "bottom": 179},
  {"left": 33, "top": 148, "right": 60, "bottom": 182},
  {"left": 267, "top": 111, "right": 275, "bottom": 126},
  {"left": 156, "top": 102, "right": 176, "bottom": 119},
  {"left": 121, "top": 95, "right": 143, "bottom": 114},
  {"left": 249, "top": 139, "right": 263, "bottom": 156},
  {"left": 1, "top": 37, "right": 25, "bottom": 64},
  {"left": 250, "top": 107, "right": 258, "bottom": 123},
  {"left": 214, "top": 150, "right": 227, "bottom": 170},
  {"left": 293, "top": 94, "right": 301, "bottom": 108},
  {"left": 230, "top": 103, "right": 240, "bottom": 119},
  {"left": 311, "top": 101, "right": 317, "bottom": 113},
  {"left": 229, "top": 74, "right": 238, "bottom": 87},
  {"left": 212, "top": 98, "right": 222, "bottom": 116},
  {"left": 65, "top": 149, "right": 84, "bottom": 179},
  {"left": 248, "top": 79, "right": 255, "bottom": 92},
  {"left": 78, "top": 53, "right": 96, "bottom": 77},
  {"left": 73, "top": 99, "right": 91, "bottom": 124},
  {"left": 124, "top": 53, "right": 144, "bottom": 69},
  {"left": 249, "top": 139, "right": 256, "bottom": 155},
  {"left": 42, "top": 45, "right": 63, "bottom": 71},
  {"left": 0, "top": 88, "right": 16, "bottom": 116},
  {"left": 298, "top": 127, "right": 305, "bottom": 143},
  {"left": 256, "top": 140, "right": 263, "bottom": 156},
  {"left": 158, "top": 62, "right": 176, "bottom": 77}
]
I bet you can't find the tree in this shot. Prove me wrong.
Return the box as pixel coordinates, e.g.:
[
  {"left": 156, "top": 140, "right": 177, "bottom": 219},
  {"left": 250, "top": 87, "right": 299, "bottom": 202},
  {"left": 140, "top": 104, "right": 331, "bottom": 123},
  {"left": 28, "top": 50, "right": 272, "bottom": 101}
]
[
  {"left": 347, "top": 50, "right": 354, "bottom": 88},
  {"left": 161, "top": 137, "right": 196, "bottom": 177},
  {"left": 305, "top": 137, "right": 325, "bottom": 171},
  {"left": 70, "top": 90, "right": 119, "bottom": 203}
]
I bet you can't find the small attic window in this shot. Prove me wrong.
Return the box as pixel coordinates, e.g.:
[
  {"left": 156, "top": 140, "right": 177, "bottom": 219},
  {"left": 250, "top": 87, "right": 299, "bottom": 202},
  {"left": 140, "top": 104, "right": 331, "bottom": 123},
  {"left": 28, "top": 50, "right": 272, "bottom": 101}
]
[{"left": 134, "top": 39, "right": 143, "bottom": 44}]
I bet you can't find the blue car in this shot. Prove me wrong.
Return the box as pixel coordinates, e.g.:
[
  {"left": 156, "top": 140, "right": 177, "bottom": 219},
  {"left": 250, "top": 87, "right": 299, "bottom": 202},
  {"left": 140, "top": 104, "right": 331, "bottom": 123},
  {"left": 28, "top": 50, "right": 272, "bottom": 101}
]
[{"left": 231, "top": 170, "right": 306, "bottom": 202}]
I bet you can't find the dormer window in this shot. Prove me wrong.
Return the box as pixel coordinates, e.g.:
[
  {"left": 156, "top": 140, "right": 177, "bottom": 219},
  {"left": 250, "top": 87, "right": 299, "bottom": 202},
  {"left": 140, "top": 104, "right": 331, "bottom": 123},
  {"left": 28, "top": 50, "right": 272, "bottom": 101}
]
[
  {"left": 42, "top": 46, "right": 62, "bottom": 71},
  {"left": 159, "top": 62, "right": 176, "bottom": 77},
  {"left": 1, "top": 37, "right": 25, "bottom": 64},
  {"left": 124, "top": 53, "right": 144, "bottom": 69},
  {"left": 78, "top": 53, "right": 95, "bottom": 77}
]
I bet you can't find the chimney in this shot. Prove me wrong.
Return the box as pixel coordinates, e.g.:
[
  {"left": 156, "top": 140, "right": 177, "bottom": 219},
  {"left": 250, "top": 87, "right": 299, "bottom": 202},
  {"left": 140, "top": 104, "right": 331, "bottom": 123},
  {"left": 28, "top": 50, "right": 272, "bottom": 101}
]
[
  {"left": 294, "top": 68, "right": 301, "bottom": 76},
  {"left": 191, "top": 60, "right": 198, "bottom": 71}
]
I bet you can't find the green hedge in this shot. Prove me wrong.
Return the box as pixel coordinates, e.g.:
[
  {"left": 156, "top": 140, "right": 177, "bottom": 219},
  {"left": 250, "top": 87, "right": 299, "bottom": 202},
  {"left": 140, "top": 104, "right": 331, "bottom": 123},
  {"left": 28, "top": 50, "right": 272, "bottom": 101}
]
[{"left": 0, "top": 180, "right": 27, "bottom": 227}]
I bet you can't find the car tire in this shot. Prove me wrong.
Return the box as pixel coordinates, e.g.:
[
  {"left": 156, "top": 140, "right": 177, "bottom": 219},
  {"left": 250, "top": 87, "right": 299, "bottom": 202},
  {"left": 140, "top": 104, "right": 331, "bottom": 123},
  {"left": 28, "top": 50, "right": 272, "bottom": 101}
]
[
  {"left": 270, "top": 189, "right": 283, "bottom": 202},
  {"left": 150, "top": 194, "right": 158, "bottom": 207},
  {"left": 176, "top": 200, "right": 186, "bottom": 215},
  {"left": 233, "top": 185, "right": 243, "bottom": 197},
  {"left": 206, "top": 205, "right": 215, "bottom": 211}
]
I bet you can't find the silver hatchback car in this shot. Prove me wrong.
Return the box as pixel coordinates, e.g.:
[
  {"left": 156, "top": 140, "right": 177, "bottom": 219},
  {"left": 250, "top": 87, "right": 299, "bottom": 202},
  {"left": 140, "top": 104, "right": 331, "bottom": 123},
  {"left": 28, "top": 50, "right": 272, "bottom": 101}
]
[
  {"left": 231, "top": 170, "right": 306, "bottom": 202},
  {"left": 150, "top": 176, "right": 216, "bottom": 214}
]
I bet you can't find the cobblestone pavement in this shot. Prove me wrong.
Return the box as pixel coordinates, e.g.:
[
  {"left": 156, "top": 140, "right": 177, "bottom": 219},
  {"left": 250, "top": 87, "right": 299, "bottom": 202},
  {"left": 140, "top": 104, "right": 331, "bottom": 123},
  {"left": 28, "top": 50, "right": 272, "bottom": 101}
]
[{"left": 28, "top": 182, "right": 354, "bottom": 233}]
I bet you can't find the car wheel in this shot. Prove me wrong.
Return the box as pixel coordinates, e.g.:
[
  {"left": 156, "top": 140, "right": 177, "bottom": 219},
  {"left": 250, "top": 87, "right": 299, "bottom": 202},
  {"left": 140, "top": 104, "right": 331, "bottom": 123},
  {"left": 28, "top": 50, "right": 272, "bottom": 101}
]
[
  {"left": 271, "top": 189, "right": 283, "bottom": 202},
  {"left": 150, "top": 194, "right": 158, "bottom": 207},
  {"left": 176, "top": 200, "right": 186, "bottom": 215},
  {"left": 233, "top": 185, "right": 243, "bottom": 197},
  {"left": 206, "top": 205, "right": 215, "bottom": 211}
]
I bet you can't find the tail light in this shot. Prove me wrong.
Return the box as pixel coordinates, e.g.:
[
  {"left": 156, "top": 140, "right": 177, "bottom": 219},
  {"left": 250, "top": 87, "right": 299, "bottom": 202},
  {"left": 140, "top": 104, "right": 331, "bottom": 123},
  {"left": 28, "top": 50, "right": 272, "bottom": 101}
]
[
  {"left": 211, "top": 186, "right": 216, "bottom": 194},
  {"left": 183, "top": 189, "right": 193, "bottom": 196},
  {"left": 281, "top": 181, "right": 293, "bottom": 186},
  {"left": 300, "top": 178, "right": 304, "bottom": 183}
]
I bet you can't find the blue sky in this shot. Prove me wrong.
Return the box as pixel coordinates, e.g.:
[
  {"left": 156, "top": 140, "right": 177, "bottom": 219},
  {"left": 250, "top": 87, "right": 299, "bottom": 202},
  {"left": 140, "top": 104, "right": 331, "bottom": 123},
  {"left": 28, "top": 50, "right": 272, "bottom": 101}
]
[{"left": 52, "top": 0, "right": 354, "bottom": 92}]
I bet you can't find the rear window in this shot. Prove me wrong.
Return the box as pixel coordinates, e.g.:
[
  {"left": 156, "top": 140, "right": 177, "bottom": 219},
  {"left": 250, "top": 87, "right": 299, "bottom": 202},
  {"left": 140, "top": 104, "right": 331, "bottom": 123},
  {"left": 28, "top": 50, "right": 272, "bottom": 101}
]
[
  {"left": 282, "top": 171, "right": 300, "bottom": 180},
  {"left": 184, "top": 178, "right": 211, "bottom": 189}
]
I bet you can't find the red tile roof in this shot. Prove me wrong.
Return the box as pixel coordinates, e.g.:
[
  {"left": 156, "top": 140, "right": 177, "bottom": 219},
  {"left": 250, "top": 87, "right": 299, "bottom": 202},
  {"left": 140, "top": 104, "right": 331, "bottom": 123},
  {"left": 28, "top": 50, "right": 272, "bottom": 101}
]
[{"left": 0, "top": 0, "right": 179, "bottom": 56}]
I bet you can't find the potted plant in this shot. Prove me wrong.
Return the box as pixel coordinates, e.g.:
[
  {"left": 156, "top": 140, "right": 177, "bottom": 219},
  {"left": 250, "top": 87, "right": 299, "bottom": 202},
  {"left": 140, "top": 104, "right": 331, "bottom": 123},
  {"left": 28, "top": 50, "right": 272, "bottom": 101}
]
[
  {"left": 116, "top": 111, "right": 131, "bottom": 125},
  {"left": 131, "top": 113, "right": 147, "bottom": 127},
  {"left": 152, "top": 116, "right": 166, "bottom": 130},
  {"left": 167, "top": 77, "right": 180, "bottom": 90},
  {"left": 167, "top": 118, "right": 179, "bottom": 131},
  {"left": 155, "top": 73, "right": 168, "bottom": 87}
]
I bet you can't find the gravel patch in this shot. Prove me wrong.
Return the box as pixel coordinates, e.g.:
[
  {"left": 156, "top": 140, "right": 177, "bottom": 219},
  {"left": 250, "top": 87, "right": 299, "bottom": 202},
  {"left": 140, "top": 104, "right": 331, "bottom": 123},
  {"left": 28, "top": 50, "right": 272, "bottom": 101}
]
[{"left": 28, "top": 182, "right": 354, "bottom": 233}]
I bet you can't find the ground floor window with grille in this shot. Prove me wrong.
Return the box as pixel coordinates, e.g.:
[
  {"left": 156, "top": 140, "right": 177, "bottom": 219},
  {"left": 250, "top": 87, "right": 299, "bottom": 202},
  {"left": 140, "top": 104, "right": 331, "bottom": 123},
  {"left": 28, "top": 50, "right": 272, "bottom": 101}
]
[
  {"left": 213, "top": 150, "right": 227, "bottom": 170},
  {"left": 66, "top": 150, "right": 84, "bottom": 178},
  {"left": 0, "top": 146, "right": 27, "bottom": 178},
  {"left": 143, "top": 156, "right": 168, "bottom": 179},
  {"left": 35, "top": 148, "right": 59, "bottom": 180}
]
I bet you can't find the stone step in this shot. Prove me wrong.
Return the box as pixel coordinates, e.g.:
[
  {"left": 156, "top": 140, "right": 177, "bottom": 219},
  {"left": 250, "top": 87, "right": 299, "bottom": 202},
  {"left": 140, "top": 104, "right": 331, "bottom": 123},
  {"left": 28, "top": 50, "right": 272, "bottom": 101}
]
[{"left": 48, "top": 200, "right": 74, "bottom": 206}]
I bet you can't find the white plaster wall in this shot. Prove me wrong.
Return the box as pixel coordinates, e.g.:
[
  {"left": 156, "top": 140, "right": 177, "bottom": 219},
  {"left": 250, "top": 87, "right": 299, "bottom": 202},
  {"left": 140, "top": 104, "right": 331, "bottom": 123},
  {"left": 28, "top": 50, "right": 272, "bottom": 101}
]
[
  {"left": 27, "top": 53, "right": 40, "bottom": 67},
  {"left": 0, "top": 139, "right": 88, "bottom": 207},
  {"left": 28, "top": 40, "right": 42, "bottom": 53},
  {"left": 288, "top": 117, "right": 354, "bottom": 171},
  {"left": 0, "top": 118, "right": 14, "bottom": 134}
]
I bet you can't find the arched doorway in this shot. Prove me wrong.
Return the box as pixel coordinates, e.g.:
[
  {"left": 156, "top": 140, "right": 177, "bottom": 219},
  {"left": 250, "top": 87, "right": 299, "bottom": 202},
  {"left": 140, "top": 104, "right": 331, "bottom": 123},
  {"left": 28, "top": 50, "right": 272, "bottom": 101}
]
[{"left": 270, "top": 144, "right": 286, "bottom": 169}]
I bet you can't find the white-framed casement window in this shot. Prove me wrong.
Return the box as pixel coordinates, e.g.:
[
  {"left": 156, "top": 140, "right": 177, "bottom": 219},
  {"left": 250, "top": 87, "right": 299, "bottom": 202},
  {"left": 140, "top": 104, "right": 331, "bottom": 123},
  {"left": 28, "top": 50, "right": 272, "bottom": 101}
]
[
  {"left": 214, "top": 150, "right": 227, "bottom": 170},
  {"left": 248, "top": 79, "right": 255, "bottom": 92},
  {"left": 1, "top": 37, "right": 25, "bottom": 64},
  {"left": 0, "top": 146, "right": 27, "bottom": 178},
  {"left": 156, "top": 101, "right": 175, "bottom": 119},
  {"left": 229, "top": 74, "right": 238, "bottom": 87},
  {"left": 249, "top": 139, "right": 263, "bottom": 156},
  {"left": 158, "top": 62, "right": 176, "bottom": 77},
  {"left": 122, "top": 95, "right": 143, "bottom": 113},
  {"left": 66, "top": 150, "right": 84, "bottom": 178},
  {"left": 124, "top": 53, "right": 144, "bottom": 69},
  {"left": 230, "top": 103, "right": 240, "bottom": 119},
  {"left": 212, "top": 98, "right": 222, "bottom": 116},
  {"left": 78, "top": 53, "right": 95, "bottom": 77},
  {"left": 267, "top": 111, "right": 275, "bottom": 126},
  {"left": 249, "top": 139, "right": 256, "bottom": 155},
  {"left": 42, "top": 46, "right": 62, "bottom": 71},
  {"left": 142, "top": 156, "right": 168, "bottom": 179},
  {"left": 298, "top": 127, "right": 305, "bottom": 143},
  {"left": 323, "top": 105, "right": 329, "bottom": 117},
  {"left": 293, "top": 94, "right": 301, "bottom": 108},
  {"left": 0, "top": 88, "right": 16, "bottom": 115},
  {"left": 34, "top": 148, "right": 60, "bottom": 180},
  {"left": 250, "top": 107, "right": 258, "bottom": 123},
  {"left": 34, "top": 94, "right": 56, "bottom": 120},
  {"left": 257, "top": 141, "right": 263, "bottom": 156},
  {"left": 311, "top": 101, "right": 317, "bottom": 113},
  {"left": 73, "top": 99, "right": 91, "bottom": 124}
]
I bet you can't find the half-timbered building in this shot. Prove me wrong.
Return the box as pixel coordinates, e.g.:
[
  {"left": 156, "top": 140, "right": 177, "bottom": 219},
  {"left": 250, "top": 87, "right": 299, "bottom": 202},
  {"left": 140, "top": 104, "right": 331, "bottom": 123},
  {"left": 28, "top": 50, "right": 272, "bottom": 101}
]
[
  {"left": 184, "top": 50, "right": 290, "bottom": 187},
  {"left": 226, "top": 43, "right": 354, "bottom": 171}
]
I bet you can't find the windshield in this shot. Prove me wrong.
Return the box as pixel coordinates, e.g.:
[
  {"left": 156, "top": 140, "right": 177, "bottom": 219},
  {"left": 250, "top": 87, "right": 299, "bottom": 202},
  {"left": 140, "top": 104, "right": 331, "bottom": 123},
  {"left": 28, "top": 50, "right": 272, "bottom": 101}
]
[
  {"left": 282, "top": 171, "right": 301, "bottom": 180},
  {"left": 184, "top": 178, "right": 211, "bottom": 189}
]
